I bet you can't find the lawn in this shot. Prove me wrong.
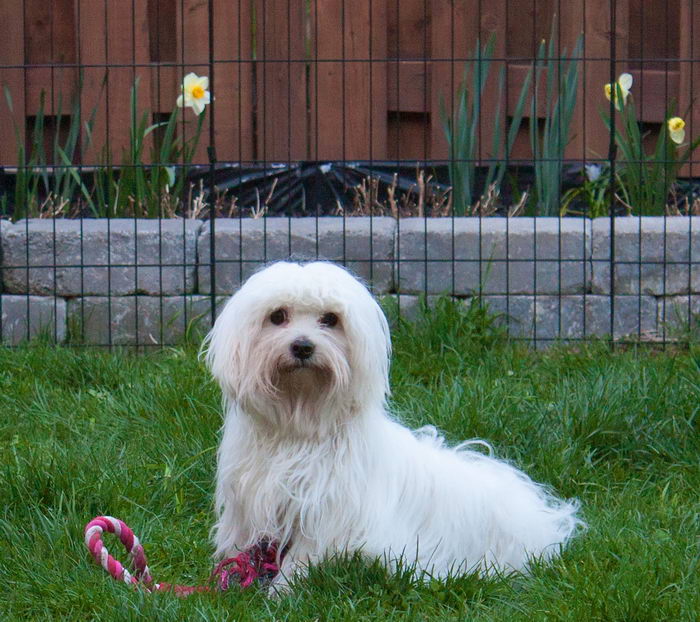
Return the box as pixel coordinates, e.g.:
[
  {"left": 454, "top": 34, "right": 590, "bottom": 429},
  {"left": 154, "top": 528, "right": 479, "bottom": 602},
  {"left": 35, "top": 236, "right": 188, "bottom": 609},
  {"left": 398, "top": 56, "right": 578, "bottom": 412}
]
[{"left": 1, "top": 301, "right": 698, "bottom": 621}]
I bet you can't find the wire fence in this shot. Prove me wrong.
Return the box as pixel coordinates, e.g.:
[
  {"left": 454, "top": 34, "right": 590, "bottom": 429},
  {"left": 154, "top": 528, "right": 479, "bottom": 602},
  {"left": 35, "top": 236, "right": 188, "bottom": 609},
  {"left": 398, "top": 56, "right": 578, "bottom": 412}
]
[{"left": 0, "top": 0, "right": 698, "bottom": 347}]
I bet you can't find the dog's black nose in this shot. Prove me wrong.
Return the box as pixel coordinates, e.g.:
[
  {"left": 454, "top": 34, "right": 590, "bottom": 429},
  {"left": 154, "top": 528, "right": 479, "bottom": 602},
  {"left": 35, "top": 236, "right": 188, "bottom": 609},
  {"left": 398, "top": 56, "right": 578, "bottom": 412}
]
[{"left": 291, "top": 337, "right": 315, "bottom": 360}]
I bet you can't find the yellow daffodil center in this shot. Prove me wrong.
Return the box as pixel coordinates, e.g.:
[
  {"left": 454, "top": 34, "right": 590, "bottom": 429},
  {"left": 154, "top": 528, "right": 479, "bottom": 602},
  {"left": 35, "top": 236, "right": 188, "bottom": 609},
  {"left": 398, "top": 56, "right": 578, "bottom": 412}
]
[
  {"left": 191, "top": 85, "right": 205, "bottom": 99},
  {"left": 604, "top": 84, "right": 612, "bottom": 98},
  {"left": 668, "top": 117, "right": 685, "bottom": 132}
]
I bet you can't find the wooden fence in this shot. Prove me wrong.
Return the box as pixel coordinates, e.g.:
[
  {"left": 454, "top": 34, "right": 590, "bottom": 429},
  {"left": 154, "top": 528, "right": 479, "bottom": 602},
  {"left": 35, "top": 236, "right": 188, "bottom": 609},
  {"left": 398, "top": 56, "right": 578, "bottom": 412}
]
[{"left": 1, "top": 0, "right": 699, "bottom": 172}]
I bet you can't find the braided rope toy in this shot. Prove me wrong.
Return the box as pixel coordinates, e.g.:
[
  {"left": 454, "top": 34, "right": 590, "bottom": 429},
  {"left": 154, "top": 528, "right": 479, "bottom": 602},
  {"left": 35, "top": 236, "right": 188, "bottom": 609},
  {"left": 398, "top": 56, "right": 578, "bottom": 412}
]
[{"left": 84, "top": 516, "right": 279, "bottom": 596}]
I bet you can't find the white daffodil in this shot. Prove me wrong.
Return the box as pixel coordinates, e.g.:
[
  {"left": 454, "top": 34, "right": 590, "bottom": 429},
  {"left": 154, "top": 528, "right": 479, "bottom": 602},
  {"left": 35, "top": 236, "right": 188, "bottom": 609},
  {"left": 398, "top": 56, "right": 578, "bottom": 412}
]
[
  {"left": 604, "top": 73, "right": 633, "bottom": 110},
  {"left": 584, "top": 163, "right": 601, "bottom": 182},
  {"left": 667, "top": 117, "right": 686, "bottom": 145},
  {"left": 176, "top": 73, "right": 211, "bottom": 115}
]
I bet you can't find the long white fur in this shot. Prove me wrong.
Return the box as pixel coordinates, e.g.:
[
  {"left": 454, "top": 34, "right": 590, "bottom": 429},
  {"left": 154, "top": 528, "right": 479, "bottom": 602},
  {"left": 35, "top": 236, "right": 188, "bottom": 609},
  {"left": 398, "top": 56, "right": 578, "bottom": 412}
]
[{"left": 204, "top": 261, "right": 582, "bottom": 587}]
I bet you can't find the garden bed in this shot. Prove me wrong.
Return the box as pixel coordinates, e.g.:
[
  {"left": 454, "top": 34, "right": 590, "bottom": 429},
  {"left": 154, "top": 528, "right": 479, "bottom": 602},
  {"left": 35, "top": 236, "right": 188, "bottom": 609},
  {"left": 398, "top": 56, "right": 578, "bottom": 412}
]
[{"left": 3, "top": 164, "right": 700, "bottom": 220}]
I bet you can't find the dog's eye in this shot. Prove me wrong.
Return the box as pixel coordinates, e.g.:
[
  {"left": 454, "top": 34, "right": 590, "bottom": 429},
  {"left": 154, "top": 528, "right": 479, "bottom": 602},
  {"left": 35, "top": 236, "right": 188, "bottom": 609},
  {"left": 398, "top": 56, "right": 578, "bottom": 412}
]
[
  {"left": 270, "top": 308, "right": 287, "bottom": 325},
  {"left": 320, "top": 312, "right": 339, "bottom": 328}
]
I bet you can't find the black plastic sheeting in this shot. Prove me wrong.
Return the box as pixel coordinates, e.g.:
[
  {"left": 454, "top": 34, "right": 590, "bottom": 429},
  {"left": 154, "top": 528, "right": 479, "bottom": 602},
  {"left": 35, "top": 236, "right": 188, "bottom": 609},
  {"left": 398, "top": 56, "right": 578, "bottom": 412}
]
[
  {"left": 189, "top": 161, "right": 585, "bottom": 217},
  {"left": 190, "top": 162, "right": 452, "bottom": 216}
]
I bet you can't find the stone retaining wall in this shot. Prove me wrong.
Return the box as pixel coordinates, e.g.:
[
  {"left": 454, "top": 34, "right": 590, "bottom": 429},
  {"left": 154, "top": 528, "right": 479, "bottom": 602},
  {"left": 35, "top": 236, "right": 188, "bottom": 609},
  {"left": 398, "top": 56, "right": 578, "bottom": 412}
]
[{"left": 1, "top": 217, "right": 698, "bottom": 345}]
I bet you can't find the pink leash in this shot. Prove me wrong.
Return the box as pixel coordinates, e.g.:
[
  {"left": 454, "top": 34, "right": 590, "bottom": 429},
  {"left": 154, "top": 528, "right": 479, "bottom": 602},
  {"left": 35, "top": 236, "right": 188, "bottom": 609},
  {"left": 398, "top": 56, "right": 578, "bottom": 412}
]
[{"left": 84, "top": 516, "right": 280, "bottom": 596}]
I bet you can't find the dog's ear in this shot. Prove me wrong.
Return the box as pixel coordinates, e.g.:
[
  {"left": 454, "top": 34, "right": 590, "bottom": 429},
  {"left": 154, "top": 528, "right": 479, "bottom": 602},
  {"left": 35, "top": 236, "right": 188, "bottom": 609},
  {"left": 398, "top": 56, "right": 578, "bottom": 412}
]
[
  {"left": 343, "top": 291, "right": 392, "bottom": 404},
  {"left": 375, "top": 297, "right": 392, "bottom": 360},
  {"left": 201, "top": 294, "right": 248, "bottom": 399},
  {"left": 370, "top": 296, "right": 392, "bottom": 397}
]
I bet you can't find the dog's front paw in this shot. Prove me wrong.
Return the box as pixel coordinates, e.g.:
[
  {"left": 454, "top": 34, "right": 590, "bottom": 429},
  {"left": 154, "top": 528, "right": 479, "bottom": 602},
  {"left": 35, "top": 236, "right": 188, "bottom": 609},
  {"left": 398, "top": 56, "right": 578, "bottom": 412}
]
[
  {"left": 267, "top": 574, "right": 293, "bottom": 598},
  {"left": 266, "top": 556, "right": 310, "bottom": 597}
]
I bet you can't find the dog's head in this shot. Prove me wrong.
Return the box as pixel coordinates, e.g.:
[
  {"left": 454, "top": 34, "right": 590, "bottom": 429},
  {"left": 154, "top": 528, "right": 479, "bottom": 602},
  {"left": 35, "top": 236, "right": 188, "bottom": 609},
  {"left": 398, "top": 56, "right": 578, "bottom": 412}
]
[{"left": 204, "top": 262, "right": 390, "bottom": 434}]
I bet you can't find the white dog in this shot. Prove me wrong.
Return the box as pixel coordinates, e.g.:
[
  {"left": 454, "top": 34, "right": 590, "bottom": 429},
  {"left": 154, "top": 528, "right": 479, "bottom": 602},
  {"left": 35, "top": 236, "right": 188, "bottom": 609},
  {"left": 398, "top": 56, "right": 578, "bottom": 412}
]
[{"left": 204, "top": 261, "right": 581, "bottom": 590}]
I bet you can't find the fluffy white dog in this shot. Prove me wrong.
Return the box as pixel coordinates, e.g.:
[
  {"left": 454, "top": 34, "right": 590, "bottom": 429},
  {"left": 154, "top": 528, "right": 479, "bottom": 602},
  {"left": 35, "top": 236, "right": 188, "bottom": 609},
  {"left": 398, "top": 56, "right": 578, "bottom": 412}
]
[{"left": 205, "top": 261, "right": 581, "bottom": 590}]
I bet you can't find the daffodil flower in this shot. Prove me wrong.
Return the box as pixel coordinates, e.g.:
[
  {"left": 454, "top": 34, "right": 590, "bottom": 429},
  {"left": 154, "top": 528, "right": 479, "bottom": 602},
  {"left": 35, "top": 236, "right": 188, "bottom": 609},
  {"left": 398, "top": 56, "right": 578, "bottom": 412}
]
[
  {"left": 604, "top": 73, "right": 633, "bottom": 110},
  {"left": 667, "top": 117, "right": 686, "bottom": 145},
  {"left": 584, "top": 163, "right": 601, "bottom": 182},
  {"left": 176, "top": 73, "right": 211, "bottom": 115}
]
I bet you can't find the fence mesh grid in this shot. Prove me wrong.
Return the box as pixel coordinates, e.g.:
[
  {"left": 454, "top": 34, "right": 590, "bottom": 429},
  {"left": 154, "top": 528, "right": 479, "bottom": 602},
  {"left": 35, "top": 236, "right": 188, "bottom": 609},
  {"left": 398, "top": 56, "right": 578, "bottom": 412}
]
[{"left": 0, "top": 0, "right": 697, "bottom": 347}]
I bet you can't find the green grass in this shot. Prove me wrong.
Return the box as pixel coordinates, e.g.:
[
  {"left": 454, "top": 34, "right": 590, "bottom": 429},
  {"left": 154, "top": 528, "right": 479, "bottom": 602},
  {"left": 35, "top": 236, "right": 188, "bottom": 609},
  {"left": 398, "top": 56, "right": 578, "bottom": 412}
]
[{"left": 1, "top": 301, "right": 699, "bottom": 620}]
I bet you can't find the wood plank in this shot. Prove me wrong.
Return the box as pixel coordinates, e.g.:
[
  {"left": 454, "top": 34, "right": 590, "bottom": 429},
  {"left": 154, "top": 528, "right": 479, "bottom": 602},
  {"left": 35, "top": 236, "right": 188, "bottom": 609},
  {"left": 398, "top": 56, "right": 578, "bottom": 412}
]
[
  {"left": 147, "top": 0, "right": 177, "bottom": 63},
  {"left": 679, "top": 0, "right": 700, "bottom": 177},
  {"left": 212, "top": 0, "right": 255, "bottom": 162},
  {"left": 255, "top": 0, "right": 308, "bottom": 162},
  {"left": 77, "top": 1, "right": 152, "bottom": 166},
  {"left": 632, "top": 69, "right": 680, "bottom": 123},
  {"left": 0, "top": 0, "right": 25, "bottom": 166},
  {"left": 565, "top": 0, "right": 629, "bottom": 162},
  {"left": 430, "top": 0, "right": 475, "bottom": 161},
  {"left": 77, "top": 0, "right": 108, "bottom": 166},
  {"left": 387, "top": 61, "right": 429, "bottom": 113},
  {"left": 430, "top": 0, "right": 505, "bottom": 164},
  {"left": 150, "top": 0, "right": 256, "bottom": 163},
  {"left": 506, "top": 0, "right": 555, "bottom": 58},
  {"left": 507, "top": 65, "right": 545, "bottom": 118},
  {"left": 479, "top": 0, "right": 507, "bottom": 167},
  {"left": 309, "top": 0, "right": 386, "bottom": 161},
  {"left": 508, "top": 2, "right": 592, "bottom": 160},
  {"left": 363, "top": 0, "right": 388, "bottom": 161},
  {"left": 387, "top": 0, "right": 430, "bottom": 60},
  {"left": 175, "top": 0, "right": 212, "bottom": 165},
  {"left": 151, "top": 65, "right": 177, "bottom": 114},
  {"left": 309, "top": 0, "right": 343, "bottom": 160},
  {"left": 147, "top": 0, "right": 177, "bottom": 132},
  {"left": 386, "top": 0, "right": 429, "bottom": 161},
  {"left": 105, "top": 0, "right": 152, "bottom": 163},
  {"left": 559, "top": 3, "right": 587, "bottom": 162},
  {"left": 25, "top": 0, "right": 78, "bottom": 116},
  {"left": 26, "top": 73, "right": 76, "bottom": 116},
  {"left": 387, "top": 111, "right": 428, "bottom": 161},
  {"left": 629, "top": 0, "right": 680, "bottom": 71},
  {"left": 25, "top": 0, "right": 76, "bottom": 65}
]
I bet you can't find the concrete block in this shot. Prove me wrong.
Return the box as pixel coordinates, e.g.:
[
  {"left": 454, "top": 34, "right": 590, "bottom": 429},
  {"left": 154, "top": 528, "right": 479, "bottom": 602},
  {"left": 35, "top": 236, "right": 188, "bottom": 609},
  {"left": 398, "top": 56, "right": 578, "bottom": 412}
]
[
  {"left": 480, "top": 294, "right": 656, "bottom": 342},
  {"left": 379, "top": 294, "right": 442, "bottom": 323},
  {"left": 481, "top": 295, "right": 536, "bottom": 338},
  {"left": 67, "top": 295, "right": 222, "bottom": 346},
  {"left": 591, "top": 217, "right": 700, "bottom": 295},
  {"left": 0, "top": 218, "right": 9, "bottom": 292},
  {"left": 197, "top": 217, "right": 395, "bottom": 295},
  {"left": 379, "top": 293, "right": 656, "bottom": 344},
  {"left": 657, "top": 295, "right": 700, "bottom": 338},
  {"left": 396, "top": 218, "right": 590, "bottom": 295},
  {"left": 534, "top": 295, "right": 657, "bottom": 341},
  {"left": 1, "top": 219, "right": 202, "bottom": 296},
  {"left": 1, "top": 295, "right": 66, "bottom": 344}
]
